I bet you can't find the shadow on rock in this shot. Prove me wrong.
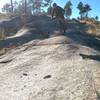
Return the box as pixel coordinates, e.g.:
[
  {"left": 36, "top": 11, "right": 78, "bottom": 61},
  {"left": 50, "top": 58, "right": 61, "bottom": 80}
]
[
  {"left": 0, "top": 28, "right": 49, "bottom": 48},
  {"left": 65, "top": 30, "right": 100, "bottom": 52},
  {"left": 65, "top": 21, "right": 100, "bottom": 52},
  {"left": 80, "top": 54, "right": 100, "bottom": 62}
]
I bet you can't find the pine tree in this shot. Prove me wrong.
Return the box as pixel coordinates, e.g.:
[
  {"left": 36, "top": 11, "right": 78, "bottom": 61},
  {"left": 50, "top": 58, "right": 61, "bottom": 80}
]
[
  {"left": 64, "top": 1, "right": 72, "bottom": 19},
  {"left": 77, "top": 2, "right": 84, "bottom": 20},
  {"left": 11, "top": 0, "right": 13, "bottom": 13},
  {"left": 84, "top": 4, "right": 92, "bottom": 18}
]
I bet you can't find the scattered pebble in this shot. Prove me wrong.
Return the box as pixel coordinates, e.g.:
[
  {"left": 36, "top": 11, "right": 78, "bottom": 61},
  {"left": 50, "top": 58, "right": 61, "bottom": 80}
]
[
  {"left": 23, "top": 73, "right": 28, "bottom": 76},
  {"left": 43, "top": 75, "right": 51, "bottom": 79},
  {"left": 24, "top": 85, "right": 26, "bottom": 88},
  {"left": 35, "top": 74, "right": 37, "bottom": 76},
  {"left": 13, "top": 90, "right": 18, "bottom": 92}
]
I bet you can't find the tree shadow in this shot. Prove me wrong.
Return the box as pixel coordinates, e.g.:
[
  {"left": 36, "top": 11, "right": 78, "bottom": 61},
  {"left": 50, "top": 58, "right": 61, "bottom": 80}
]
[
  {"left": 65, "top": 23, "right": 100, "bottom": 52},
  {"left": 0, "top": 15, "right": 63, "bottom": 48},
  {"left": 0, "top": 15, "right": 100, "bottom": 51},
  {"left": 0, "top": 29, "right": 49, "bottom": 48}
]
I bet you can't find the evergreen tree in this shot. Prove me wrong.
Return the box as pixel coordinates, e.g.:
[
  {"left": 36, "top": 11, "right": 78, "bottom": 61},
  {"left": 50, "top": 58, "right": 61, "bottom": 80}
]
[
  {"left": 2, "top": 3, "right": 11, "bottom": 13},
  {"left": 77, "top": 2, "right": 84, "bottom": 20},
  {"left": 77, "top": 2, "right": 92, "bottom": 20},
  {"left": 11, "top": 0, "right": 13, "bottom": 13},
  {"left": 64, "top": 1, "right": 72, "bottom": 19},
  {"left": 84, "top": 4, "right": 92, "bottom": 18}
]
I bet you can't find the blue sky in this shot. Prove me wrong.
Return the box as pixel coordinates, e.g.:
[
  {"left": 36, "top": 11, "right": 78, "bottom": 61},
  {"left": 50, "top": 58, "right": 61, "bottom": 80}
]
[{"left": 0, "top": 0, "right": 99, "bottom": 19}]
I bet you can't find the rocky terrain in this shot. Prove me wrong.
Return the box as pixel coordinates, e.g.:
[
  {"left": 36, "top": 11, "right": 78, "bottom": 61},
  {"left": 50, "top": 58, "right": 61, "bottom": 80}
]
[{"left": 0, "top": 15, "right": 100, "bottom": 100}]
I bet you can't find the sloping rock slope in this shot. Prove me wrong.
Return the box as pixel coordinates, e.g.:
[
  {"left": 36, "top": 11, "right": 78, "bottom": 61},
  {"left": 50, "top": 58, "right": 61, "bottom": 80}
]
[
  {"left": 0, "top": 35, "right": 100, "bottom": 100},
  {"left": 0, "top": 15, "right": 33, "bottom": 36},
  {"left": 0, "top": 15, "right": 100, "bottom": 100},
  {"left": 0, "top": 15, "right": 61, "bottom": 48}
]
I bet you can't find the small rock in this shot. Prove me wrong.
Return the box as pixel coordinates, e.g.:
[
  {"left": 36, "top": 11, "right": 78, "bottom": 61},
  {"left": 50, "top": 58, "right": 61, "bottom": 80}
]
[
  {"left": 35, "top": 74, "right": 37, "bottom": 76},
  {"left": 20, "top": 76, "right": 23, "bottom": 78},
  {"left": 23, "top": 73, "right": 28, "bottom": 76},
  {"left": 24, "top": 85, "right": 26, "bottom": 88},
  {"left": 43, "top": 75, "right": 51, "bottom": 79}
]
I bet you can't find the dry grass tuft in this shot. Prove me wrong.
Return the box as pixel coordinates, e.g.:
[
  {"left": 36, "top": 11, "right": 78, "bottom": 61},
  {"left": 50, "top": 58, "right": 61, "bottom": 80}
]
[{"left": 0, "top": 48, "right": 7, "bottom": 56}]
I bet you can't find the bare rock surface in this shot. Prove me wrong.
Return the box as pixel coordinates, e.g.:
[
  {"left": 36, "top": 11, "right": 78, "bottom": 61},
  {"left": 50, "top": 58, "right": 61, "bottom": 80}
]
[
  {"left": 0, "top": 15, "right": 100, "bottom": 100},
  {"left": 0, "top": 39, "right": 100, "bottom": 100}
]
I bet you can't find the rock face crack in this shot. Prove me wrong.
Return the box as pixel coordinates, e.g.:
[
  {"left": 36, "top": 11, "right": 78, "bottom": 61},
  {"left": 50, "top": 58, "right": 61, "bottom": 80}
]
[{"left": 0, "top": 59, "right": 13, "bottom": 64}]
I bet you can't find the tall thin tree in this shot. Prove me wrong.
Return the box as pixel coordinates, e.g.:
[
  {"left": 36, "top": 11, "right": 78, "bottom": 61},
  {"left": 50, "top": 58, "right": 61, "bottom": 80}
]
[
  {"left": 84, "top": 4, "right": 91, "bottom": 18},
  {"left": 11, "top": 0, "right": 13, "bottom": 13},
  {"left": 24, "top": 0, "right": 27, "bottom": 14}
]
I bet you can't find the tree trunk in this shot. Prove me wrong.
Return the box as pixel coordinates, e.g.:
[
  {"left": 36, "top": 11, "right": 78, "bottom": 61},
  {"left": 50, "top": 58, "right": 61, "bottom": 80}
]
[
  {"left": 11, "top": 0, "right": 13, "bottom": 13},
  {"left": 80, "top": 14, "right": 82, "bottom": 20},
  {"left": 25, "top": 0, "right": 27, "bottom": 14},
  {"left": 86, "top": 12, "right": 88, "bottom": 19}
]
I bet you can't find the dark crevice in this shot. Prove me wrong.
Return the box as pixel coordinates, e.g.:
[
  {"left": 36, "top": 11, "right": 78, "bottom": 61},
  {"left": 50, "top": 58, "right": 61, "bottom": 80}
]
[{"left": 80, "top": 54, "right": 100, "bottom": 62}]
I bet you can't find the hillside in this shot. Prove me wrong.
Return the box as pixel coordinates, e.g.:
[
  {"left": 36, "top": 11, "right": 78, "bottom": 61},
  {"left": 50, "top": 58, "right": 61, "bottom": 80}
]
[{"left": 0, "top": 15, "right": 100, "bottom": 100}]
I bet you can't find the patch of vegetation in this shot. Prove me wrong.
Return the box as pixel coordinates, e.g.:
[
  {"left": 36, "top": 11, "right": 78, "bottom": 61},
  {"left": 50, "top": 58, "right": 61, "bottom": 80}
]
[
  {"left": 0, "top": 48, "right": 7, "bottom": 56},
  {"left": 96, "top": 91, "right": 100, "bottom": 100},
  {"left": 0, "top": 29, "right": 6, "bottom": 40},
  {"left": 84, "top": 23, "right": 100, "bottom": 37},
  {"left": 0, "top": 45, "right": 18, "bottom": 56}
]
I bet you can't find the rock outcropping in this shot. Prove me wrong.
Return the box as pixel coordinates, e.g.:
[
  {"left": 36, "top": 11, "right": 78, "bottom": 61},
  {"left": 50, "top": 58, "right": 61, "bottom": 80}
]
[
  {"left": 0, "top": 15, "right": 100, "bottom": 100},
  {"left": 0, "top": 15, "right": 33, "bottom": 36}
]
